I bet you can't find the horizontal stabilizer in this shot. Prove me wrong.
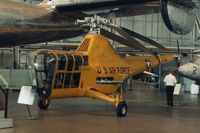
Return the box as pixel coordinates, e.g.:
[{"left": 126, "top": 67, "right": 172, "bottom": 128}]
[{"left": 143, "top": 71, "right": 158, "bottom": 77}]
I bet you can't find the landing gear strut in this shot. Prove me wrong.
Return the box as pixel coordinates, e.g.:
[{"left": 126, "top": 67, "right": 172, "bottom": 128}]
[
  {"left": 86, "top": 87, "right": 128, "bottom": 117},
  {"left": 116, "top": 101, "right": 127, "bottom": 117},
  {"left": 37, "top": 81, "right": 52, "bottom": 99},
  {"left": 38, "top": 99, "right": 50, "bottom": 110}
]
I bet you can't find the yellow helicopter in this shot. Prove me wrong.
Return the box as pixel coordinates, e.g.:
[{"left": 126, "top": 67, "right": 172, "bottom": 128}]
[{"left": 33, "top": 16, "right": 175, "bottom": 117}]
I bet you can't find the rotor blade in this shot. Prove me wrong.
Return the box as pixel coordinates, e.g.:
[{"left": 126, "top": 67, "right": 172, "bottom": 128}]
[
  {"left": 121, "top": 27, "right": 169, "bottom": 51},
  {"left": 82, "top": 26, "right": 141, "bottom": 50},
  {"left": 104, "top": 24, "right": 149, "bottom": 51},
  {"left": 101, "top": 29, "right": 149, "bottom": 51}
]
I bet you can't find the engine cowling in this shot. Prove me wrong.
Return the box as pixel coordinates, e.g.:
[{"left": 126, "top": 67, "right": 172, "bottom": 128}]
[{"left": 161, "top": 0, "right": 196, "bottom": 35}]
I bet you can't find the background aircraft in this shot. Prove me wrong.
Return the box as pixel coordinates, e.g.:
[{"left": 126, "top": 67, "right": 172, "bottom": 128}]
[
  {"left": 0, "top": 0, "right": 199, "bottom": 47},
  {"left": 178, "top": 55, "right": 200, "bottom": 85}
]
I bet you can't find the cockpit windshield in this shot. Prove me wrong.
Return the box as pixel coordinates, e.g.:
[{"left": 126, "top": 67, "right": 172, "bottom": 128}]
[{"left": 34, "top": 53, "right": 56, "bottom": 90}]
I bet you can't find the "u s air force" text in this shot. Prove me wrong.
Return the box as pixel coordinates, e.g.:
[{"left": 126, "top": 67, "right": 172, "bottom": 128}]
[{"left": 96, "top": 67, "right": 130, "bottom": 75}]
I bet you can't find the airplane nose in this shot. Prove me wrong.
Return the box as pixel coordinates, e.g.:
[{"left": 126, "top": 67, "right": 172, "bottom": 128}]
[{"left": 177, "top": 65, "right": 186, "bottom": 75}]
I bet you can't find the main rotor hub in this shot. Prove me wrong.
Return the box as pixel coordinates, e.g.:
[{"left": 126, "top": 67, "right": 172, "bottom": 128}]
[{"left": 75, "top": 15, "right": 110, "bottom": 34}]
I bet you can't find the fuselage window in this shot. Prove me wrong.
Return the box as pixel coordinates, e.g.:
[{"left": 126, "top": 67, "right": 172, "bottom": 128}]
[{"left": 82, "top": 56, "right": 88, "bottom": 66}]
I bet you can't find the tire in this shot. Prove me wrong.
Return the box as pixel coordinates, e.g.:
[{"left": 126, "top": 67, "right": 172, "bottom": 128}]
[
  {"left": 37, "top": 85, "right": 52, "bottom": 99},
  {"left": 116, "top": 101, "right": 127, "bottom": 117},
  {"left": 38, "top": 99, "right": 49, "bottom": 110}
]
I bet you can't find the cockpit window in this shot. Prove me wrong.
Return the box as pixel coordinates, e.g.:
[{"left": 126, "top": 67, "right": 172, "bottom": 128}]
[
  {"left": 34, "top": 54, "right": 45, "bottom": 70},
  {"left": 71, "top": 73, "right": 81, "bottom": 88},
  {"left": 57, "top": 55, "right": 66, "bottom": 70},
  {"left": 67, "top": 55, "right": 74, "bottom": 71},
  {"left": 74, "top": 55, "right": 82, "bottom": 70},
  {"left": 34, "top": 53, "right": 56, "bottom": 91},
  {"left": 47, "top": 58, "right": 56, "bottom": 80},
  {"left": 54, "top": 73, "right": 64, "bottom": 89},
  {"left": 34, "top": 51, "right": 84, "bottom": 90},
  {"left": 64, "top": 73, "right": 72, "bottom": 88}
]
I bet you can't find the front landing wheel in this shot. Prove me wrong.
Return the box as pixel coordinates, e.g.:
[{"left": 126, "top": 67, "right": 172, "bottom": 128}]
[
  {"left": 116, "top": 101, "right": 127, "bottom": 117},
  {"left": 38, "top": 99, "right": 50, "bottom": 110}
]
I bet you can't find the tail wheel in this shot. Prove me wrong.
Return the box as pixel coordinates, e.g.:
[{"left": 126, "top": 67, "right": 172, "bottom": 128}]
[
  {"left": 116, "top": 101, "right": 127, "bottom": 117},
  {"left": 38, "top": 99, "right": 50, "bottom": 110}
]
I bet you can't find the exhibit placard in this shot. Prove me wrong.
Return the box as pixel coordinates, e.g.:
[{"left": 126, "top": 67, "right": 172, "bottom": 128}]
[
  {"left": 173, "top": 84, "right": 181, "bottom": 95},
  {"left": 18, "top": 86, "right": 35, "bottom": 105},
  {"left": 191, "top": 83, "right": 199, "bottom": 95}
]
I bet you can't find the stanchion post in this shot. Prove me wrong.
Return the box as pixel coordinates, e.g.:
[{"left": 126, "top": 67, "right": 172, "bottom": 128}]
[{"left": 4, "top": 88, "right": 8, "bottom": 118}]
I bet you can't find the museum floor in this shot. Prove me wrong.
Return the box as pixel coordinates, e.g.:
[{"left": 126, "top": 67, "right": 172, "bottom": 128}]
[{"left": 1, "top": 84, "right": 200, "bottom": 133}]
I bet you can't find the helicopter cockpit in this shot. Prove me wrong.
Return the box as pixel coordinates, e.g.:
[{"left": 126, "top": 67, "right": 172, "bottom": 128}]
[{"left": 33, "top": 49, "right": 88, "bottom": 99}]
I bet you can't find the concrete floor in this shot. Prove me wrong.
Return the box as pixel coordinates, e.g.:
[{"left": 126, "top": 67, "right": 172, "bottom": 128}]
[{"left": 1, "top": 84, "right": 200, "bottom": 133}]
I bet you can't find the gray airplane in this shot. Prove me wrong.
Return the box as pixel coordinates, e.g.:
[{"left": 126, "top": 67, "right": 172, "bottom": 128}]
[
  {"left": 0, "top": 0, "right": 199, "bottom": 47},
  {"left": 178, "top": 55, "right": 200, "bottom": 84}
]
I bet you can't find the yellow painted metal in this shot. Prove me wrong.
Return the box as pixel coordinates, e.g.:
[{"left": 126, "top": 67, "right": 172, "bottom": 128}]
[{"left": 34, "top": 33, "right": 175, "bottom": 106}]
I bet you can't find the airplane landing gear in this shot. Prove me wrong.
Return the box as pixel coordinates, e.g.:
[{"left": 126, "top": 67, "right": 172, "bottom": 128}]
[
  {"left": 38, "top": 99, "right": 50, "bottom": 110},
  {"left": 116, "top": 101, "right": 127, "bottom": 117}
]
